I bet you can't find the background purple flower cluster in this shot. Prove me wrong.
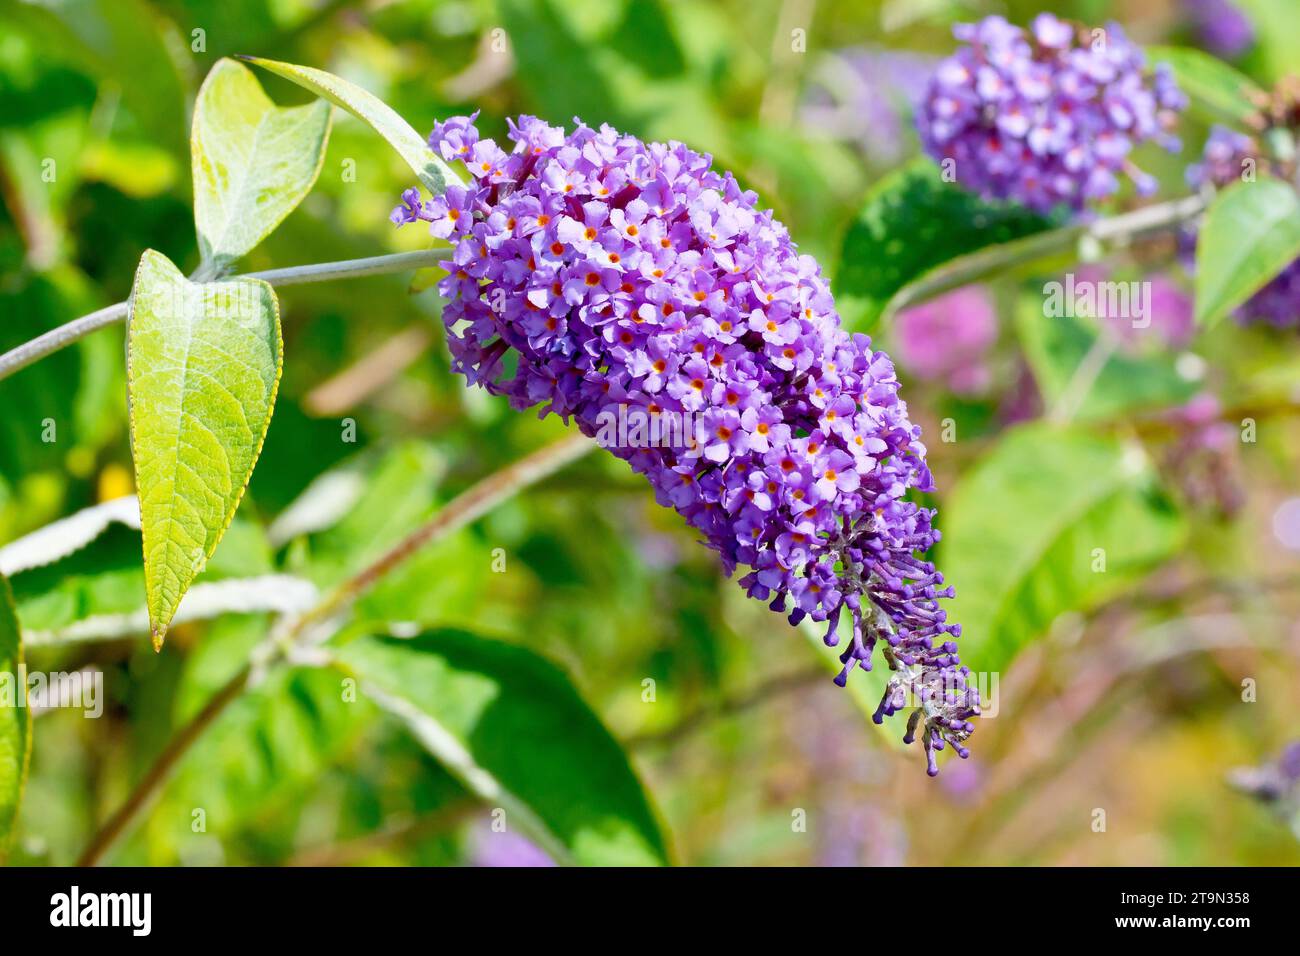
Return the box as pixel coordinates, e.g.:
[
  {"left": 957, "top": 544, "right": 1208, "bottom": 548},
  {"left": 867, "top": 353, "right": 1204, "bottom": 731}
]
[
  {"left": 1187, "top": 126, "right": 1300, "bottom": 328},
  {"left": 917, "top": 13, "right": 1185, "bottom": 213},
  {"left": 392, "top": 114, "right": 978, "bottom": 774}
]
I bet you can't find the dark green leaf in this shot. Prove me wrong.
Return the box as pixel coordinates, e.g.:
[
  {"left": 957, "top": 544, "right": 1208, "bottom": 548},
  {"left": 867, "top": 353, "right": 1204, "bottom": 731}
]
[
  {"left": 836, "top": 158, "right": 1056, "bottom": 329},
  {"left": 340, "top": 629, "right": 671, "bottom": 866}
]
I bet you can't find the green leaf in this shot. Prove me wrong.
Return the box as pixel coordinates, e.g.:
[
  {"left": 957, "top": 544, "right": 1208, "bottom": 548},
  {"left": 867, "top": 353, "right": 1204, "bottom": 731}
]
[
  {"left": 126, "top": 250, "right": 282, "bottom": 648},
  {"left": 939, "top": 424, "right": 1185, "bottom": 675},
  {"left": 5, "top": 0, "right": 191, "bottom": 161},
  {"left": 1, "top": 499, "right": 286, "bottom": 645},
  {"left": 340, "top": 629, "right": 671, "bottom": 866},
  {"left": 237, "top": 56, "right": 462, "bottom": 195},
  {"left": 0, "top": 573, "right": 31, "bottom": 862},
  {"left": 1234, "top": 0, "right": 1300, "bottom": 84},
  {"left": 836, "top": 158, "right": 1057, "bottom": 329},
  {"left": 192, "top": 58, "right": 332, "bottom": 270},
  {"left": 1147, "top": 46, "right": 1265, "bottom": 128},
  {"left": 1195, "top": 179, "right": 1300, "bottom": 328}
]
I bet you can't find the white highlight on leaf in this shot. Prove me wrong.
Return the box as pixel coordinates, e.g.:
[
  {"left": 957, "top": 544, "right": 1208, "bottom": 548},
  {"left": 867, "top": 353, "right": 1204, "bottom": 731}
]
[
  {"left": 358, "top": 666, "right": 573, "bottom": 866},
  {"left": 0, "top": 496, "right": 141, "bottom": 576},
  {"left": 267, "top": 468, "right": 366, "bottom": 546},
  {"left": 23, "top": 574, "right": 319, "bottom": 646}
]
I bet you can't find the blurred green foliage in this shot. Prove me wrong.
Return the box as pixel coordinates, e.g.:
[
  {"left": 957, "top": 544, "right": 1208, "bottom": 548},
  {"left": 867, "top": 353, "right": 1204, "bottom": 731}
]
[{"left": 1, "top": 0, "right": 1298, "bottom": 866}]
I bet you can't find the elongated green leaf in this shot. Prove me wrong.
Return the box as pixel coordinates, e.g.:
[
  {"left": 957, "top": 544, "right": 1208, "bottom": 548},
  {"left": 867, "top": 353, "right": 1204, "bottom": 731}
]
[
  {"left": 237, "top": 56, "right": 462, "bottom": 195},
  {"left": 1195, "top": 179, "right": 1300, "bottom": 327},
  {"left": 836, "top": 158, "right": 1057, "bottom": 330},
  {"left": 127, "top": 250, "right": 282, "bottom": 648},
  {"left": 340, "top": 629, "right": 671, "bottom": 866},
  {"left": 1147, "top": 46, "right": 1265, "bottom": 127},
  {"left": 192, "top": 58, "right": 332, "bottom": 269},
  {"left": 939, "top": 425, "right": 1184, "bottom": 675},
  {"left": 0, "top": 573, "right": 31, "bottom": 862}
]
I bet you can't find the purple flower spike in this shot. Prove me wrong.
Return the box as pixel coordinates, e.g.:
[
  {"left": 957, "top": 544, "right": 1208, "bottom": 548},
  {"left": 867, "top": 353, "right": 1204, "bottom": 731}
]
[
  {"left": 392, "top": 114, "right": 977, "bottom": 774},
  {"left": 917, "top": 14, "right": 1185, "bottom": 213}
]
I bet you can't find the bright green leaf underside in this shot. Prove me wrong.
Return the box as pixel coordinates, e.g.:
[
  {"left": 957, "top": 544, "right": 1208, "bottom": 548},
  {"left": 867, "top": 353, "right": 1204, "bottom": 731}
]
[
  {"left": 127, "top": 250, "right": 282, "bottom": 647},
  {"left": 1147, "top": 46, "right": 1265, "bottom": 128},
  {"left": 0, "top": 573, "right": 30, "bottom": 862},
  {"left": 239, "top": 56, "right": 462, "bottom": 196},
  {"left": 939, "top": 424, "right": 1185, "bottom": 676},
  {"left": 192, "top": 58, "right": 332, "bottom": 270},
  {"left": 1195, "top": 179, "right": 1300, "bottom": 328},
  {"left": 341, "top": 629, "right": 671, "bottom": 866}
]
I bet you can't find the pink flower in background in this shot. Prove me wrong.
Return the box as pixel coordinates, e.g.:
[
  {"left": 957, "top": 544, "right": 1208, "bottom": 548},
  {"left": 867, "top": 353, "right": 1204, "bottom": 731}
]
[
  {"left": 1072, "top": 266, "right": 1195, "bottom": 349},
  {"left": 469, "top": 822, "right": 555, "bottom": 867},
  {"left": 1145, "top": 274, "right": 1195, "bottom": 348},
  {"left": 892, "top": 286, "right": 998, "bottom": 395}
]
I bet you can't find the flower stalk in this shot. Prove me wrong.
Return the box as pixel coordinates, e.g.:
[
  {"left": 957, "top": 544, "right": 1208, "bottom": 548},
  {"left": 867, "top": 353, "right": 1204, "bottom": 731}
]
[
  {"left": 0, "top": 248, "right": 451, "bottom": 384},
  {"left": 74, "top": 433, "right": 593, "bottom": 866}
]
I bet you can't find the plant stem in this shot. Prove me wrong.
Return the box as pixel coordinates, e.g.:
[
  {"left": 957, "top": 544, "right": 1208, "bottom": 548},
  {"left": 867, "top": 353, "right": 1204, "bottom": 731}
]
[
  {"left": 887, "top": 193, "right": 1207, "bottom": 316},
  {"left": 1048, "top": 326, "right": 1121, "bottom": 425},
  {"left": 625, "top": 666, "right": 826, "bottom": 749},
  {"left": 302, "top": 432, "right": 596, "bottom": 636},
  {"left": 74, "top": 433, "right": 594, "bottom": 867},
  {"left": 75, "top": 665, "right": 252, "bottom": 866},
  {"left": 0, "top": 248, "right": 451, "bottom": 384}
]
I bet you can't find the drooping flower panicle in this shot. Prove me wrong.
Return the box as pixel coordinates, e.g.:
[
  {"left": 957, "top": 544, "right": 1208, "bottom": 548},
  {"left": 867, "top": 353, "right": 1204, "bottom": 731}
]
[
  {"left": 392, "top": 113, "right": 977, "bottom": 774},
  {"left": 917, "top": 13, "right": 1185, "bottom": 213}
]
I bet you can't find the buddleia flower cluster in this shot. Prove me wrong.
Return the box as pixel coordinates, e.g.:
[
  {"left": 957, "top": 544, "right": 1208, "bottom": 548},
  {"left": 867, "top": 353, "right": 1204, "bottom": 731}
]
[
  {"left": 917, "top": 13, "right": 1185, "bottom": 213},
  {"left": 391, "top": 113, "right": 978, "bottom": 774},
  {"left": 1186, "top": 125, "right": 1300, "bottom": 328}
]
